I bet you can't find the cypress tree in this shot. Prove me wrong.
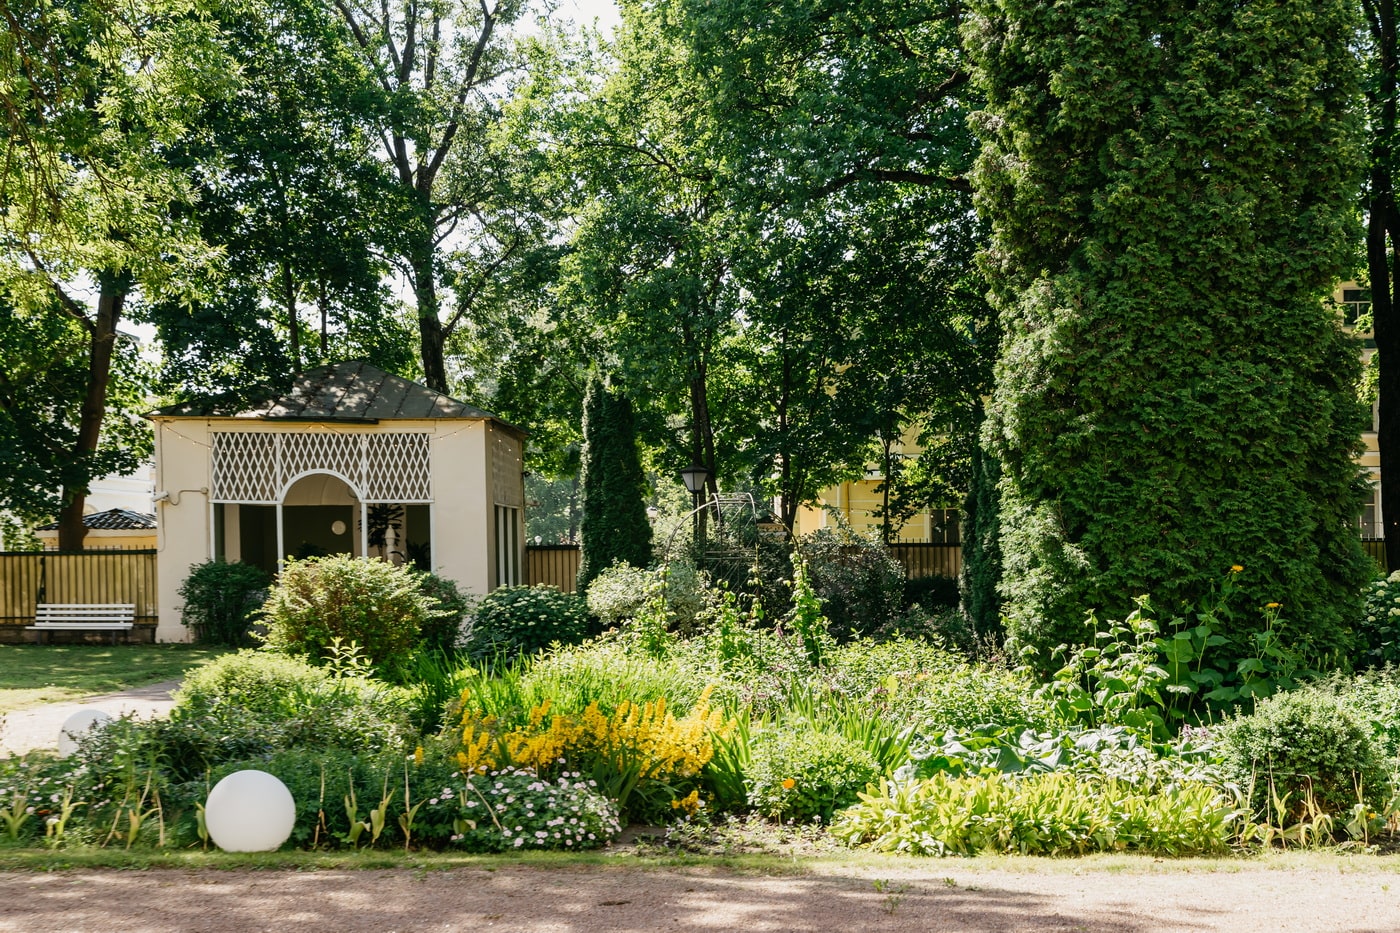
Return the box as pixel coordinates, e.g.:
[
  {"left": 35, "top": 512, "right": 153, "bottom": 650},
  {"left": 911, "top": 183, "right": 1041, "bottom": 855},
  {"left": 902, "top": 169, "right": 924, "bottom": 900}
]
[
  {"left": 960, "top": 437, "right": 1002, "bottom": 641},
  {"left": 966, "top": 0, "right": 1372, "bottom": 666},
  {"left": 576, "top": 377, "right": 653, "bottom": 595}
]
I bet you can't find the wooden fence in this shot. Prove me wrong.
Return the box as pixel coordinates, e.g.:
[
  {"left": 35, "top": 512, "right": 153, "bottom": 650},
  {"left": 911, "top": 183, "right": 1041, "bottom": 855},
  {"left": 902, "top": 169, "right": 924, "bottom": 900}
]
[
  {"left": 526, "top": 545, "right": 582, "bottom": 593},
  {"left": 524, "top": 541, "right": 960, "bottom": 590},
  {"left": 888, "top": 543, "right": 962, "bottom": 579},
  {"left": 0, "top": 550, "right": 159, "bottom": 624}
]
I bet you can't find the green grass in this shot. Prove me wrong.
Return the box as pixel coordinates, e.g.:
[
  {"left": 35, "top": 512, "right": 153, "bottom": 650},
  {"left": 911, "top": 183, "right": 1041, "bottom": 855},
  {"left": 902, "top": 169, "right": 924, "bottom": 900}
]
[
  {"left": 2, "top": 842, "right": 1400, "bottom": 875},
  {"left": 0, "top": 644, "right": 229, "bottom": 713}
]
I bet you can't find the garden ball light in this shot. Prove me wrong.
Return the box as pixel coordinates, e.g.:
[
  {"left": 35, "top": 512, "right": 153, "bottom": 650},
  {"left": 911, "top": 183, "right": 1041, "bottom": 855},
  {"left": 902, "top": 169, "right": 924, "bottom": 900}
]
[
  {"left": 57, "top": 709, "right": 113, "bottom": 756},
  {"left": 205, "top": 769, "right": 297, "bottom": 852}
]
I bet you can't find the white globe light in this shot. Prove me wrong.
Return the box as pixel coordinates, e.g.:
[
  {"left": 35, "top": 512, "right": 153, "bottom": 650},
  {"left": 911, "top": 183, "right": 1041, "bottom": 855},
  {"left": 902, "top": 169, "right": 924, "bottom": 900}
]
[
  {"left": 57, "top": 709, "right": 113, "bottom": 756},
  {"left": 205, "top": 770, "right": 297, "bottom": 852}
]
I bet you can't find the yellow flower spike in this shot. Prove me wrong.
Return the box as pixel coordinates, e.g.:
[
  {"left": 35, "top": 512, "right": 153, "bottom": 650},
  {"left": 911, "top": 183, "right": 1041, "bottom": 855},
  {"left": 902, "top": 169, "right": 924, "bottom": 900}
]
[{"left": 414, "top": 745, "right": 424, "bottom": 766}]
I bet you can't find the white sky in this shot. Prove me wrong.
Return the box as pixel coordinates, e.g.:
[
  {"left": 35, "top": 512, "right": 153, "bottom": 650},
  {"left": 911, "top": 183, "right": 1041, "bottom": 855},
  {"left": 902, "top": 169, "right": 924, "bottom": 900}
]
[{"left": 557, "top": 0, "right": 621, "bottom": 35}]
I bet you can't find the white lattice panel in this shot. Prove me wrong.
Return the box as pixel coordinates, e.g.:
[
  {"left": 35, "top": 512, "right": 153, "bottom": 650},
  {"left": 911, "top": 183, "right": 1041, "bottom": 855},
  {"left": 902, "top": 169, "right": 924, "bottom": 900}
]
[
  {"left": 211, "top": 433, "right": 279, "bottom": 502},
  {"left": 211, "top": 432, "right": 431, "bottom": 503},
  {"left": 363, "top": 433, "right": 432, "bottom": 501},
  {"left": 280, "top": 432, "right": 362, "bottom": 489}
]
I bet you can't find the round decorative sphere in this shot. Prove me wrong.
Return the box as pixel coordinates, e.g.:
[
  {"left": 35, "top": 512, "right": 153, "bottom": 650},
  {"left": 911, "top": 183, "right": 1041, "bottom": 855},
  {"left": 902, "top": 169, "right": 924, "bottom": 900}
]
[
  {"left": 57, "top": 709, "right": 113, "bottom": 756},
  {"left": 205, "top": 770, "right": 296, "bottom": 852}
]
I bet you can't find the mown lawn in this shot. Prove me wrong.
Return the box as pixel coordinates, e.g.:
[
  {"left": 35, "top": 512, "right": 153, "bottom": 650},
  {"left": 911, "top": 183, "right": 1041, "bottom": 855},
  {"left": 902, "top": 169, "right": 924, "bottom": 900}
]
[{"left": 0, "top": 644, "right": 228, "bottom": 713}]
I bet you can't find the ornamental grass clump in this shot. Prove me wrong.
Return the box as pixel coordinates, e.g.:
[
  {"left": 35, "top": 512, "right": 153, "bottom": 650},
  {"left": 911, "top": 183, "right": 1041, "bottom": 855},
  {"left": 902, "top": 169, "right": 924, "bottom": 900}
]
[{"left": 451, "top": 685, "right": 735, "bottom": 820}]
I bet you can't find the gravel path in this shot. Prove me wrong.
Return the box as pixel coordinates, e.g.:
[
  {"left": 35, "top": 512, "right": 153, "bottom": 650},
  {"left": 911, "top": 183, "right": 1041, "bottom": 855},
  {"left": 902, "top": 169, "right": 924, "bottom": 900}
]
[
  {"left": 2, "top": 862, "right": 1398, "bottom": 932},
  {"left": 0, "top": 680, "right": 179, "bottom": 756}
]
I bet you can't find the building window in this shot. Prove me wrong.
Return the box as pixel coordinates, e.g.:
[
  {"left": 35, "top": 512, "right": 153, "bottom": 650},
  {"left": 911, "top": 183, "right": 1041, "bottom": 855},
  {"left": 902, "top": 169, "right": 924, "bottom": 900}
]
[
  {"left": 1341, "top": 288, "right": 1372, "bottom": 329},
  {"left": 495, "top": 505, "right": 521, "bottom": 586},
  {"left": 1362, "top": 481, "right": 1383, "bottom": 539}
]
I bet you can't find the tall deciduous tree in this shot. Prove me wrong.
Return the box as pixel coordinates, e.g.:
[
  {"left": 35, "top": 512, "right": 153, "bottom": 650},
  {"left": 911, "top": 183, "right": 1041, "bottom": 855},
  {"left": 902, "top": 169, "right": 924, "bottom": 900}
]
[
  {"left": 1363, "top": 1, "right": 1400, "bottom": 573},
  {"left": 0, "top": 0, "right": 231, "bottom": 548},
  {"left": 576, "top": 377, "right": 652, "bottom": 594},
  {"left": 150, "top": 0, "right": 416, "bottom": 398},
  {"left": 969, "top": 0, "right": 1371, "bottom": 665},
  {"left": 329, "top": 0, "right": 531, "bottom": 392}
]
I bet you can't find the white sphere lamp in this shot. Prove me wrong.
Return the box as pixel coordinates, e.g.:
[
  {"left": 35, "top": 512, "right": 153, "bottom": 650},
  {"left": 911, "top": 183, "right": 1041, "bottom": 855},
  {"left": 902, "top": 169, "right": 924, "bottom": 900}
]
[
  {"left": 205, "top": 770, "right": 297, "bottom": 852},
  {"left": 57, "top": 709, "right": 113, "bottom": 756}
]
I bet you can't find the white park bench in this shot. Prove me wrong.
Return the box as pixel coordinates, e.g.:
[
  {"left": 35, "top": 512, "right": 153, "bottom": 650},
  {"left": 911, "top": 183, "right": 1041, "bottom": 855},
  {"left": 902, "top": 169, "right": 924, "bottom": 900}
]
[{"left": 26, "top": 603, "right": 136, "bottom": 644}]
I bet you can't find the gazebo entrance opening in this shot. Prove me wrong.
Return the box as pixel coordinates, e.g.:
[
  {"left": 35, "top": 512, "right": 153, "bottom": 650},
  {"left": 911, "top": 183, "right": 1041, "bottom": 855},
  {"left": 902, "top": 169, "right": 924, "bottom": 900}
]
[{"left": 207, "top": 429, "right": 436, "bottom": 575}]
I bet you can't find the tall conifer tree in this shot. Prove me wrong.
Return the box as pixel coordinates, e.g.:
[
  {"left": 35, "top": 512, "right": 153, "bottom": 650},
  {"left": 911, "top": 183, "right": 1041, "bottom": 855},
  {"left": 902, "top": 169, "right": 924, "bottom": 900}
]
[
  {"left": 576, "top": 378, "right": 653, "bottom": 595},
  {"left": 967, "top": 0, "right": 1372, "bottom": 665}
]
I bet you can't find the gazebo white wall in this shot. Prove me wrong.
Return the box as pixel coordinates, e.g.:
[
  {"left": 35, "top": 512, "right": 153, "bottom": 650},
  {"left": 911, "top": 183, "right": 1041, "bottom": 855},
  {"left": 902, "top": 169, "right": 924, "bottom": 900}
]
[{"left": 152, "top": 417, "right": 523, "bottom": 643}]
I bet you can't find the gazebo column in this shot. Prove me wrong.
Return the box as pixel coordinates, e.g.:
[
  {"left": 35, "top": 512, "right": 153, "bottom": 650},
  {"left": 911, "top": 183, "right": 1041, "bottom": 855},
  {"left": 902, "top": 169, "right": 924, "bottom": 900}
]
[{"left": 360, "top": 500, "right": 369, "bottom": 559}]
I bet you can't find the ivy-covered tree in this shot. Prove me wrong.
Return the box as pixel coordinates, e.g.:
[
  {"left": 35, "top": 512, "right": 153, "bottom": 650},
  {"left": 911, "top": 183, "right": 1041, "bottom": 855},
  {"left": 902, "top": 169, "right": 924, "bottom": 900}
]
[
  {"left": 968, "top": 0, "right": 1372, "bottom": 666},
  {"left": 576, "top": 378, "right": 653, "bottom": 594}
]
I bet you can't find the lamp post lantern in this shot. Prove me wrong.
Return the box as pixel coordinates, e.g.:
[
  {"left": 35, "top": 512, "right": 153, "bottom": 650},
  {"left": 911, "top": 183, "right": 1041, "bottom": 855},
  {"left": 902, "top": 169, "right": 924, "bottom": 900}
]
[{"left": 680, "top": 462, "right": 710, "bottom": 543}]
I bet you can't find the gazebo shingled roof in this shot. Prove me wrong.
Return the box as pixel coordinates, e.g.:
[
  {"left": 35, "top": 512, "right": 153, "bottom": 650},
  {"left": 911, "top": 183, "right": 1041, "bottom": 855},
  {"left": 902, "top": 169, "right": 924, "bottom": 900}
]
[{"left": 149, "top": 360, "right": 521, "bottom": 432}]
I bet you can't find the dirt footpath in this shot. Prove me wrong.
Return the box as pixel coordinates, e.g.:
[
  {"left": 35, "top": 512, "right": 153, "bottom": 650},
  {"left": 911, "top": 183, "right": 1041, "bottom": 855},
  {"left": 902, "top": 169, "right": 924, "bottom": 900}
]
[
  {"left": 2, "top": 862, "right": 1398, "bottom": 932},
  {"left": 0, "top": 680, "right": 178, "bottom": 756}
]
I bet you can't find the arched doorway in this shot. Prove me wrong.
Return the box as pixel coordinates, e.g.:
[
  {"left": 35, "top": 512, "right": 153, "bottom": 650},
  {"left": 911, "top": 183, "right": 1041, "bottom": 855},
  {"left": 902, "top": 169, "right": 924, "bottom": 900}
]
[{"left": 278, "top": 471, "right": 364, "bottom": 563}]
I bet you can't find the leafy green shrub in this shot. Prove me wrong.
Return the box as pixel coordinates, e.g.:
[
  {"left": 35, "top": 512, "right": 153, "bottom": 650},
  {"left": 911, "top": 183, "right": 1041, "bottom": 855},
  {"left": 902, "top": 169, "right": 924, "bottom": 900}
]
[
  {"left": 1358, "top": 572, "right": 1400, "bottom": 669},
  {"left": 795, "top": 525, "right": 904, "bottom": 641},
  {"left": 259, "top": 556, "right": 432, "bottom": 677},
  {"left": 584, "top": 562, "right": 658, "bottom": 629},
  {"left": 468, "top": 584, "right": 589, "bottom": 660},
  {"left": 175, "top": 649, "right": 328, "bottom": 718},
  {"left": 205, "top": 747, "right": 370, "bottom": 849},
  {"left": 585, "top": 559, "right": 707, "bottom": 635},
  {"left": 746, "top": 727, "right": 880, "bottom": 823},
  {"left": 414, "top": 571, "right": 473, "bottom": 655},
  {"left": 178, "top": 560, "right": 270, "bottom": 646},
  {"left": 168, "top": 650, "right": 412, "bottom": 780},
  {"left": 1217, "top": 690, "right": 1390, "bottom": 821},
  {"left": 824, "top": 638, "right": 1050, "bottom": 733},
  {"left": 1325, "top": 668, "right": 1400, "bottom": 760},
  {"left": 833, "top": 772, "right": 1239, "bottom": 856}
]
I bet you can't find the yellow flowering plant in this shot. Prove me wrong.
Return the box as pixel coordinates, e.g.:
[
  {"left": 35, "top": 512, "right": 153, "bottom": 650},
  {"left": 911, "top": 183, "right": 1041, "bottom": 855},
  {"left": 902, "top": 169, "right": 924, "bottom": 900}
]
[{"left": 451, "top": 685, "right": 735, "bottom": 820}]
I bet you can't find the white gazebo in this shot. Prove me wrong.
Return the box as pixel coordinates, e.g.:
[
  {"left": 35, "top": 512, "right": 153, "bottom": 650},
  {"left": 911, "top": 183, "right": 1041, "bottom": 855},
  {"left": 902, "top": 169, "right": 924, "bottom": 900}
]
[{"left": 148, "top": 361, "right": 526, "bottom": 642}]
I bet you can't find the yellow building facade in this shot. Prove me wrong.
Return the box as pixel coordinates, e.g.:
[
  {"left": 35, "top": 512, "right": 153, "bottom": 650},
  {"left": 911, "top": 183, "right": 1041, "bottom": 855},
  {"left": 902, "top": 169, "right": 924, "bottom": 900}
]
[{"left": 796, "top": 283, "right": 1382, "bottom": 545}]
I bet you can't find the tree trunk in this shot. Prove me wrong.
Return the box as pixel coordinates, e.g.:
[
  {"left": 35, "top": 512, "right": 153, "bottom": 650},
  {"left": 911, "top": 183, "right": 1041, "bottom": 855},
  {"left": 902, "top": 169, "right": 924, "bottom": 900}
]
[
  {"left": 318, "top": 277, "right": 329, "bottom": 359},
  {"left": 1368, "top": 0, "right": 1400, "bottom": 572},
  {"left": 57, "top": 278, "right": 126, "bottom": 551},
  {"left": 411, "top": 234, "right": 448, "bottom": 393},
  {"left": 282, "top": 261, "right": 300, "bottom": 368}
]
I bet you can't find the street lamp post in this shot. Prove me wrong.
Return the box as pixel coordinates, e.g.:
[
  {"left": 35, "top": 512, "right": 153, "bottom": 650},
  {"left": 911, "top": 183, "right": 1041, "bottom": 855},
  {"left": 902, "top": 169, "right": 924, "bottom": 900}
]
[{"left": 680, "top": 462, "right": 710, "bottom": 545}]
